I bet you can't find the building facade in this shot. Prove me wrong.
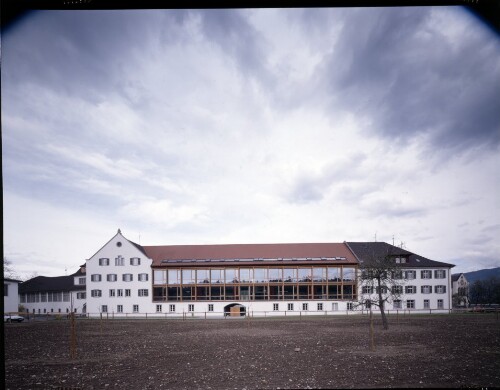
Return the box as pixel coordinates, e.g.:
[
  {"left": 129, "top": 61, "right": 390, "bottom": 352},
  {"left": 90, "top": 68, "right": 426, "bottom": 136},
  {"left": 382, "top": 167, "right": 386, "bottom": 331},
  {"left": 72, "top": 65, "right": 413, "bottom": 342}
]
[
  {"left": 451, "top": 273, "right": 469, "bottom": 307},
  {"left": 18, "top": 266, "right": 87, "bottom": 315},
  {"left": 4, "top": 278, "right": 21, "bottom": 313},
  {"left": 347, "top": 242, "right": 454, "bottom": 313},
  {"left": 17, "top": 230, "right": 457, "bottom": 317}
]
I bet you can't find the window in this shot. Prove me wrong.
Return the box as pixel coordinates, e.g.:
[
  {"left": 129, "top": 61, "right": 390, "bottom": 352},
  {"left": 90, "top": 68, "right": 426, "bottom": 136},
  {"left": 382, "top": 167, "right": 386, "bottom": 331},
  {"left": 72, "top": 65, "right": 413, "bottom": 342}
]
[
  {"left": 188, "top": 304, "right": 194, "bottom": 312},
  {"left": 91, "top": 289, "right": 102, "bottom": 297},
  {"left": 117, "top": 289, "right": 123, "bottom": 297},
  {"left": 117, "top": 305, "right": 123, "bottom": 313},
  {"left": 107, "top": 274, "right": 117, "bottom": 282},
  {"left": 287, "top": 303, "right": 294, "bottom": 311},
  {"left": 434, "top": 270, "right": 446, "bottom": 279},
  {"left": 332, "top": 302, "right": 339, "bottom": 311},
  {"left": 138, "top": 289, "right": 149, "bottom": 297},
  {"left": 406, "top": 300, "right": 415, "bottom": 309},
  {"left": 130, "top": 257, "right": 141, "bottom": 266},
  {"left": 421, "top": 270, "right": 432, "bottom": 279},
  {"left": 273, "top": 303, "right": 279, "bottom": 311},
  {"left": 138, "top": 273, "right": 149, "bottom": 282},
  {"left": 115, "top": 256, "right": 125, "bottom": 266},
  {"left": 63, "top": 292, "right": 70, "bottom": 302},
  {"left": 4, "top": 284, "right": 8, "bottom": 296},
  {"left": 133, "top": 305, "right": 139, "bottom": 313},
  {"left": 405, "top": 285, "right": 417, "bottom": 294},
  {"left": 302, "top": 303, "right": 308, "bottom": 311},
  {"left": 437, "top": 299, "right": 444, "bottom": 309},
  {"left": 78, "top": 277, "right": 86, "bottom": 285},
  {"left": 376, "top": 286, "right": 388, "bottom": 294},
  {"left": 125, "top": 289, "right": 131, "bottom": 297},
  {"left": 123, "top": 274, "right": 133, "bottom": 282},
  {"left": 435, "top": 285, "right": 446, "bottom": 294},
  {"left": 421, "top": 285, "right": 432, "bottom": 294},
  {"left": 347, "top": 302, "right": 354, "bottom": 311},
  {"left": 362, "top": 286, "right": 374, "bottom": 294},
  {"left": 99, "top": 258, "right": 110, "bottom": 266},
  {"left": 109, "top": 289, "right": 115, "bottom": 297},
  {"left": 77, "top": 292, "right": 86, "bottom": 299},
  {"left": 102, "top": 305, "right": 108, "bottom": 313},
  {"left": 424, "top": 299, "right": 430, "bottom": 309},
  {"left": 392, "top": 270, "right": 403, "bottom": 279},
  {"left": 156, "top": 305, "right": 162, "bottom": 313},
  {"left": 392, "top": 285, "right": 403, "bottom": 294},
  {"left": 169, "top": 304, "right": 175, "bottom": 312},
  {"left": 395, "top": 257, "right": 407, "bottom": 264},
  {"left": 317, "top": 303, "right": 323, "bottom": 311},
  {"left": 393, "top": 300, "right": 402, "bottom": 309},
  {"left": 208, "top": 304, "right": 214, "bottom": 312},
  {"left": 405, "top": 270, "right": 416, "bottom": 279},
  {"left": 364, "top": 300, "right": 371, "bottom": 309},
  {"left": 91, "top": 274, "right": 102, "bottom": 282}
]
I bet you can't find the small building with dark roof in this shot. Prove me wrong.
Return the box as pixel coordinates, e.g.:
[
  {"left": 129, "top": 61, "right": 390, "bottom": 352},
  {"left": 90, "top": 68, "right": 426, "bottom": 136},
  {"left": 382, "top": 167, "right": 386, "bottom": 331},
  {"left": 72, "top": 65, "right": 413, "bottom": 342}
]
[{"left": 19, "top": 267, "right": 87, "bottom": 315}]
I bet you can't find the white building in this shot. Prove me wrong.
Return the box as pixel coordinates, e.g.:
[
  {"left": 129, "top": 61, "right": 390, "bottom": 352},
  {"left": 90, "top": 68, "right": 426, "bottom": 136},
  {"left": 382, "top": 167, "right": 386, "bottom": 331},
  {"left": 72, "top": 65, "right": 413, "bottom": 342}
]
[
  {"left": 4, "top": 278, "right": 21, "bottom": 314},
  {"left": 19, "top": 266, "right": 87, "bottom": 315},
  {"left": 451, "top": 273, "right": 469, "bottom": 307},
  {"left": 81, "top": 230, "right": 454, "bottom": 317},
  {"left": 347, "top": 242, "right": 455, "bottom": 313}
]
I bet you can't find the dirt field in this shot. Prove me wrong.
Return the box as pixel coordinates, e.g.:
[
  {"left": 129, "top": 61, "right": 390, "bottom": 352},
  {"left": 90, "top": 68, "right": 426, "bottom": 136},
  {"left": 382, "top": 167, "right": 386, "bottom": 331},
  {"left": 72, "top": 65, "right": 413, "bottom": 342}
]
[{"left": 4, "top": 314, "right": 500, "bottom": 389}]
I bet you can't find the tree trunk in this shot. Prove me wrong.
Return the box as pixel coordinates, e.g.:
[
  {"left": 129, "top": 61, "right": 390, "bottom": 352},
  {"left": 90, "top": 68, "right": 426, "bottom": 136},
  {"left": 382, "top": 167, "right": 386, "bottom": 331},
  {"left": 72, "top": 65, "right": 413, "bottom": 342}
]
[
  {"left": 369, "top": 308, "right": 375, "bottom": 351},
  {"left": 379, "top": 301, "right": 388, "bottom": 330}
]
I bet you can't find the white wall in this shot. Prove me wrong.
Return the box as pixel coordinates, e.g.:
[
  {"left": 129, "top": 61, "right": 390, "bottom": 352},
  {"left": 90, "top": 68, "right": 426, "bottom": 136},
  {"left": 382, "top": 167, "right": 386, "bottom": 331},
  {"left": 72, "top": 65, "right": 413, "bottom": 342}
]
[
  {"left": 4, "top": 280, "right": 20, "bottom": 313},
  {"left": 86, "top": 231, "right": 155, "bottom": 316}
]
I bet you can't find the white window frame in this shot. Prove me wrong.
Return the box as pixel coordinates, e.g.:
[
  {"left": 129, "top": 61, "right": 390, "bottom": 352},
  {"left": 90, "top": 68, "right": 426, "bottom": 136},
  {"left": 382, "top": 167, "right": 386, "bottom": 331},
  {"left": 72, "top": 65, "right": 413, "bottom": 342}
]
[
  {"left": 91, "top": 289, "right": 102, "bottom": 297},
  {"left": 78, "top": 277, "right": 86, "bottom": 285},
  {"left": 273, "top": 303, "right": 279, "bottom": 311},
  {"left": 99, "top": 258, "right": 110, "bottom": 266},
  {"left": 424, "top": 299, "right": 430, "bottom": 309},
  {"left": 362, "top": 286, "right": 374, "bottom": 294},
  {"left": 102, "top": 305, "right": 108, "bottom": 313},
  {"left": 435, "top": 285, "right": 446, "bottom": 294},
  {"left": 130, "top": 257, "right": 141, "bottom": 266},
  {"left": 421, "top": 270, "right": 432, "bottom": 279},
  {"left": 138, "top": 289, "right": 149, "bottom": 297},
  {"left": 406, "top": 300, "right": 415, "bottom": 309},
  {"left": 133, "top": 304, "right": 139, "bottom": 313},
  {"left": 405, "top": 285, "right": 417, "bottom": 294},
  {"left": 302, "top": 303, "right": 308, "bottom": 311},
  {"left": 421, "top": 285, "right": 432, "bottom": 294},
  {"left": 437, "top": 299, "right": 444, "bottom": 309},
  {"left": 138, "top": 273, "right": 149, "bottom": 282},
  {"left": 188, "top": 304, "right": 194, "bottom": 312},
  {"left": 405, "top": 270, "right": 416, "bottom": 279},
  {"left": 109, "top": 289, "right": 115, "bottom": 297},
  {"left": 317, "top": 303, "right": 323, "bottom": 311},
  {"left": 287, "top": 303, "right": 294, "bottom": 311},
  {"left": 117, "top": 289, "right": 123, "bottom": 297},
  {"left": 169, "top": 304, "right": 175, "bottom": 312},
  {"left": 434, "top": 270, "right": 446, "bottom": 279},
  {"left": 156, "top": 304, "right": 162, "bottom": 313},
  {"left": 125, "top": 289, "right": 131, "bottom": 297},
  {"left": 332, "top": 302, "right": 339, "bottom": 311},
  {"left": 208, "top": 304, "right": 214, "bottom": 312},
  {"left": 115, "top": 256, "right": 125, "bottom": 266},
  {"left": 117, "top": 305, "right": 123, "bottom": 313}
]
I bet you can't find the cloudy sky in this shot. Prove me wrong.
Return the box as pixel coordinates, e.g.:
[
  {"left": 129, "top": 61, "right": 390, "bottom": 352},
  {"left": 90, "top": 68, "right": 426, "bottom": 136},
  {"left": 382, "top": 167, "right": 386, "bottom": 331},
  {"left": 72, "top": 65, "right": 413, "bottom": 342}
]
[{"left": 2, "top": 7, "right": 500, "bottom": 278}]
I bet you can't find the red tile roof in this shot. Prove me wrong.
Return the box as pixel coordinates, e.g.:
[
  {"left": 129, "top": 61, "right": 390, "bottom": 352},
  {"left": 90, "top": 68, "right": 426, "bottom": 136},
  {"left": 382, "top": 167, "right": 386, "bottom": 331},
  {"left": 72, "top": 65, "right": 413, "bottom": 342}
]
[{"left": 143, "top": 243, "right": 357, "bottom": 267}]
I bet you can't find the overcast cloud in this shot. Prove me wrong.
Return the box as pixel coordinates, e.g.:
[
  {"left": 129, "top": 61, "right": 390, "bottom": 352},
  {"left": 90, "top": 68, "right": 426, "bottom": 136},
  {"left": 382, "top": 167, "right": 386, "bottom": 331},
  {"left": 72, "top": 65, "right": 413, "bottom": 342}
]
[{"left": 2, "top": 7, "right": 499, "bottom": 278}]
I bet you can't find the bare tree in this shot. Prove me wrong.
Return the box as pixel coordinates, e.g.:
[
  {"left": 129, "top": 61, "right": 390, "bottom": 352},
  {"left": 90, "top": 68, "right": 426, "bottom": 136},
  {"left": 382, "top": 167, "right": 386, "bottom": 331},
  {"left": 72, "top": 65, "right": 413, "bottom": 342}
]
[
  {"left": 357, "top": 249, "right": 407, "bottom": 330},
  {"left": 3, "top": 256, "right": 20, "bottom": 279}
]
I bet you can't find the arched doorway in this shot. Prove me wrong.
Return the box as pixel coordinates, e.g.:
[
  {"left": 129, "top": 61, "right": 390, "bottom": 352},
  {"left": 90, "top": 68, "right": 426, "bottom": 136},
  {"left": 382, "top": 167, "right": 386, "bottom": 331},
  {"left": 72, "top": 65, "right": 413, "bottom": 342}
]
[{"left": 224, "top": 303, "right": 246, "bottom": 317}]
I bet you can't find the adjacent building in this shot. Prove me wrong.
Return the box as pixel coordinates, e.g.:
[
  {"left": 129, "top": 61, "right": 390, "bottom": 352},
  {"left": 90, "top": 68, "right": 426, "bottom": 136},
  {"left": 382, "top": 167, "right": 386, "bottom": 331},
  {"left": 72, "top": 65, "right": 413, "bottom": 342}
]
[
  {"left": 451, "top": 273, "right": 469, "bottom": 307},
  {"left": 4, "top": 278, "right": 22, "bottom": 313},
  {"left": 18, "top": 266, "right": 87, "bottom": 315}
]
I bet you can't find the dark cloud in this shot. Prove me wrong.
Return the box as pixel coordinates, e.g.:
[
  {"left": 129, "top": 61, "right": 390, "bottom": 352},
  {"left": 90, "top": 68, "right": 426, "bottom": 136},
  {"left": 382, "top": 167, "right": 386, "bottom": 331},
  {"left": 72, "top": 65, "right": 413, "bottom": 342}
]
[
  {"left": 318, "top": 7, "right": 500, "bottom": 155},
  {"left": 192, "top": 9, "right": 272, "bottom": 84}
]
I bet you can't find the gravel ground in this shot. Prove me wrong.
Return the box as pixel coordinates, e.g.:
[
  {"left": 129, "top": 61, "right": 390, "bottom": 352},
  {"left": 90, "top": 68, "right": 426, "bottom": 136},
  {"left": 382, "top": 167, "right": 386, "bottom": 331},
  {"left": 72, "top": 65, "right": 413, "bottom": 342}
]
[{"left": 4, "top": 314, "right": 500, "bottom": 389}]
